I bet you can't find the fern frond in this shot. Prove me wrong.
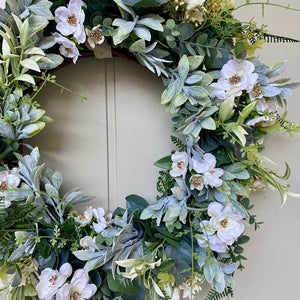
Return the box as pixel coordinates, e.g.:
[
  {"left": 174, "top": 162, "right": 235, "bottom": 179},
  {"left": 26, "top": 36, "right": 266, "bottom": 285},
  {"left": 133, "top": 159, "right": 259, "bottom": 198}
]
[
  {"left": 263, "top": 33, "right": 300, "bottom": 43},
  {"left": 156, "top": 171, "right": 175, "bottom": 200},
  {"left": 171, "top": 135, "right": 187, "bottom": 152},
  {"left": 205, "top": 287, "right": 234, "bottom": 300}
]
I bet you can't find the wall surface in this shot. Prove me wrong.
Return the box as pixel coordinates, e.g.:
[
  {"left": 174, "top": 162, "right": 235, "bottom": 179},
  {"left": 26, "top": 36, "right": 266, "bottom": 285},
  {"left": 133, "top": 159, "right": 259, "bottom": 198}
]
[{"left": 0, "top": 0, "right": 300, "bottom": 299}]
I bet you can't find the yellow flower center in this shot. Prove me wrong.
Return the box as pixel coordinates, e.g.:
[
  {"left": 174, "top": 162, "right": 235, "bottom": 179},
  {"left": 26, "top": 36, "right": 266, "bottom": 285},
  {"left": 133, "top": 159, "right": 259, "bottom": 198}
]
[
  {"left": 89, "top": 30, "right": 103, "bottom": 42},
  {"left": 220, "top": 218, "right": 228, "bottom": 228},
  {"left": 177, "top": 161, "right": 184, "bottom": 170},
  {"left": 0, "top": 182, "right": 7, "bottom": 190},
  {"left": 49, "top": 275, "right": 58, "bottom": 285},
  {"left": 66, "top": 14, "right": 77, "bottom": 26},
  {"left": 251, "top": 85, "right": 262, "bottom": 98},
  {"left": 229, "top": 74, "right": 241, "bottom": 85},
  {"left": 191, "top": 176, "right": 202, "bottom": 187},
  {"left": 70, "top": 292, "right": 80, "bottom": 300},
  {"left": 80, "top": 215, "right": 87, "bottom": 221}
]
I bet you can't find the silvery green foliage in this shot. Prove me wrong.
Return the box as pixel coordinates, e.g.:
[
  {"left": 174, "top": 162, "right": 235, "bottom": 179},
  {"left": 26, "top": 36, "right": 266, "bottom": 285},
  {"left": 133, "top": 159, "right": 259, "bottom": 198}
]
[
  {"left": 73, "top": 217, "right": 144, "bottom": 276},
  {"left": 0, "top": 91, "right": 51, "bottom": 141},
  {"left": 112, "top": 0, "right": 164, "bottom": 45},
  {"left": 130, "top": 40, "right": 172, "bottom": 77},
  {"left": 8, "top": 231, "right": 36, "bottom": 262},
  {"left": 178, "top": 105, "right": 218, "bottom": 140},
  {"left": 161, "top": 55, "right": 215, "bottom": 114},
  {"left": 198, "top": 247, "right": 235, "bottom": 293},
  {"left": 4, "top": 148, "right": 93, "bottom": 223},
  {"left": 140, "top": 195, "right": 188, "bottom": 228},
  {"left": 253, "top": 60, "right": 300, "bottom": 105}
]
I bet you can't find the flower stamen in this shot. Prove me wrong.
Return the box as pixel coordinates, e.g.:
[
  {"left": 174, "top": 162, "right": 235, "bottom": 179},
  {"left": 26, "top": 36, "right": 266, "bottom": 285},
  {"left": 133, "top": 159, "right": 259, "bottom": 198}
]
[
  {"left": 88, "top": 30, "right": 103, "bottom": 43},
  {"left": 229, "top": 74, "right": 241, "bottom": 85},
  {"left": 49, "top": 275, "right": 58, "bottom": 285},
  {"left": 191, "top": 176, "right": 202, "bottom": 187},
  {"left": 66, "top": 13, "right": 77, "bottom": 26},
  {"left": 251, "top": 85, "right": 263, "bottom": 98},
  {"left": 220, "top": 218, "right": 228, "bottom": 228},
  {"left": 0, "top": 182, "right": 7, "bottom": 190}
]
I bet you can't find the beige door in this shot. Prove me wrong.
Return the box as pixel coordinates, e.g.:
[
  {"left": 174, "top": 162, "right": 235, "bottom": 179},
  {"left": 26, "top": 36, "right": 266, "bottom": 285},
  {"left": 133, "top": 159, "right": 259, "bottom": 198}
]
[{"left": 1, "top": 0, "right": 300, "bottom": 299}]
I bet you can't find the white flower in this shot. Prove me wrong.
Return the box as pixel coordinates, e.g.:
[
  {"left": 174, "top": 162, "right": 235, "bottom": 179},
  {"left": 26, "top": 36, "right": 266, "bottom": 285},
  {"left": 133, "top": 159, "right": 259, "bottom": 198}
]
[
  {"left": 92, "top": 207, "right": 112, "bottom": 233},
  {"left": 0, "top": 168, "right": 20, "bottom": 208},
  {"left": 54, "top": 33, "right": 80, "bottom": 63},
  {"left": 36, "top": 263, "right": 72, "bottom": 300},
  {"left": 196, "top": 220, "right": 227, "bottom": 253},
  {"left": 56, "top": 269, "right": 97, "bottom": 300},
  {"left": 74, "top": 207, "right": 93, "bottom": 226},
  {"left": 210, "top": 59, "right": 258, "bottom": 100},
  {"left": 192, "top": 153, "right": 224, "bottom": 188},
  {"left": 208, "top": 202, "right": 245, "bottom": 245},
  {"left": 246, "top": 116, "right": 275, "bottom": 127},
  {"left": 80, "top": 236, "right": 96, "bottom": 251},
  {"left": 55, "top": 0, "right": 86, "bottom": 44},
  {"left": 170, "top": 151, "right": 189, "bottom": 178},
  {"left": 197, "top": 233, "right": 227, "bottom": 253},
  {"left": 85, "top": 25, "right": 105, "bottom": 48}
]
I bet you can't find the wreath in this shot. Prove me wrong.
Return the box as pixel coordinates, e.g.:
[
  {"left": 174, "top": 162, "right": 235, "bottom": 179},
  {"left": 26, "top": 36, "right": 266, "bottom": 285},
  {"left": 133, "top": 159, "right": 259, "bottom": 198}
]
[{"left": 0, "top": 0, "right": 299, "bottom": 299}]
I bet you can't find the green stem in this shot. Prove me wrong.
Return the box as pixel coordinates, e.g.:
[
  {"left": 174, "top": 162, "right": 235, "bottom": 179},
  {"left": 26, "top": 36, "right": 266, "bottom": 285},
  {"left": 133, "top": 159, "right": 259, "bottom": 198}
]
[{"left": 235, "top": 2, "right": 300, "bottom": 12}]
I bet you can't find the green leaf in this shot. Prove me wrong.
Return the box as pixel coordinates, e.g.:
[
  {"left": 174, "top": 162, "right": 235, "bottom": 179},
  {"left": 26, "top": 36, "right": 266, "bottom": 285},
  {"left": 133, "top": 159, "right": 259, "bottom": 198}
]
[
  {"left": 157, "top": 259, "right": 176, "bottom": 272},
  {"left": 36, "top": 239, "right": 52, "bottom": 259},
  {"left": 188, "top": 55, "right": 203, "bottom": 71},
  {"left": 126, "top": 194, "right": 149, "bottom": 212},
  {"left": 107, "top": 271, "right": 138, "bottom": 296},
  {"left": 234, "top": 41, "right": 245, "bottom": 57},
  {"left": 201, "top": 117, "right": 216, "bottom": 130},
  {"left": 14, "top": 74, "right": 36, "bottom": 85},
  {"left": 29, "top": 15, "right": 49, "bottom": 33},
  {"left": 237, "top": 235, "right": 250, "bottom": 245},
  {"left": 17, "top": 122, "right": 45, "bottom": 139},
  {"left": 161, "top": 80, "right": 177, "bottom": 105},
  {"left": 153, "top": 155, "right": 172, "bottom": 170},
  {"left": 20, "top": 58, "right": 41, "bottom": 72},
  {"left": 178, "top": 55, "right": 189, "bottom": 82},
  {"left": 129, "top": 39, "right": 146, "bottom": 52},
  {"left": 0, "top": 119, "right": 15, "bottom": 140},
  {"left": 20, "top": 18, "right": 29, "bottom": 47},
  {"left": 174, "top": 90, "right": 188, "bottom": 107}
]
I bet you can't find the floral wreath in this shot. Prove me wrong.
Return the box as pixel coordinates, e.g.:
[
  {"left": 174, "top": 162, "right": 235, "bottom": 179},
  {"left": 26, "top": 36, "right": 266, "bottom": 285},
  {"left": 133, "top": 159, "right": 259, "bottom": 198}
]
[{"left": 0, "top": 0, "right": 299, "bottom": 299}]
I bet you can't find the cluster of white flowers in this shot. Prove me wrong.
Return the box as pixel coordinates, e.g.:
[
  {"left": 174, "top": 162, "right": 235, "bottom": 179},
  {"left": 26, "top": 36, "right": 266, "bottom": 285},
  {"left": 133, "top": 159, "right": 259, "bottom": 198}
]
[
  {"left": 170, "top": 275, "right": 202, "bottom": 300},
  {"left": 0, "top": 168, "right": 20, "bottom": 208},
  {"left": 197, "top": 202, "right": 245, "bottom": 253},
  {"left": 36, "top": 263, "right": 97, "bottom": 300},
  {"left": 209, "top": 59, "right": 276, "bottom": 127},
  {"left": 54, "top": 0, "right": 105, "bottom": 63},
  {"left": 170, "top": 151, "right": 224, "bottom": 190},
  {"left": 74, "top": 206, "right": 113, "bottom": 233}
]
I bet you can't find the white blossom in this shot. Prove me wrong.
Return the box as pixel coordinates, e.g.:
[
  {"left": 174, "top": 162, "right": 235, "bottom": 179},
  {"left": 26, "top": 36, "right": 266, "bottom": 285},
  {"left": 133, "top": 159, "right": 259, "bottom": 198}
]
[
  {"left": 210, "top": 59, "right": 258, "bottom": 100},
  {"left": 56, "top": 269, "right": 97, "bottom": 300},
  {"left": 85, "top": 25, "right": 105, "bottom": 48},
  {"left": 246, "top": 116, "right": 275, "bottom": 127},
  {"left": 208, "top": 202, "right": 245, "bottom": 245},
  {"left": 55, "top": 0, "right": 86, "bottom": 44},
  {"left": 196, "top": 220, "right": 227, "bottom": 253},
  {"left": 0, "top": 168, "right": 20, "bottom": 208},
  {"left": 80, "top": 236, "right": 96, "bottom": 251},
  {"left": 192, "top": 153, "right": 223, "bottom": 188},
  {"left": 54, "top": 33, "right": 80, "bottom": 63},
  {"left": 170, "top": 151, "right": 189, "bottom": 178},
  {"left": 36, "top": 263, "right": 72, "bottom": 300},
  {"left": 74, "top": 207, "right": 93, "bottom": 226},
  {"left": 92, "top": 207, "right": 113, "bottom": 233}
]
